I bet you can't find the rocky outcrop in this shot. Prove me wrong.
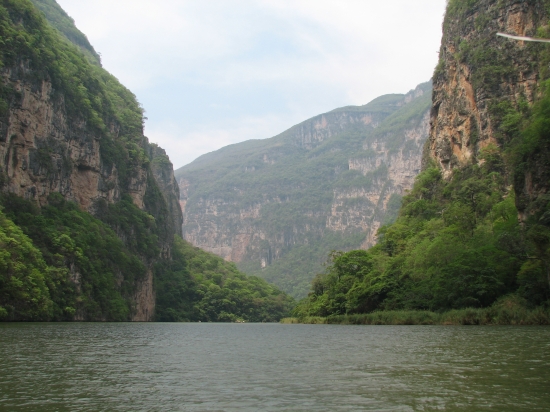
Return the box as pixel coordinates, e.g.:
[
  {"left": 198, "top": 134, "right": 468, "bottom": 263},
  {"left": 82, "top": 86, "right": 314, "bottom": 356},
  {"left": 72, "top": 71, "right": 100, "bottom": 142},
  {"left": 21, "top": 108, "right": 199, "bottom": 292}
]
[
  {"left": 132, "top": 268, "right": 155, "bottom": 322},
  {"left": 333, "top": 110, "right": 430, "bottom": 248},
  {"left": 428, "top": 0, "right": 550, "bottom": 222},
  {"left": 177, "top": 82, "right": 431, "bottom": 296},
  {"left": 290, "top": 109, "right": 384, "bottom": 150},
  {"left": 1, "top": 71, "right": 130, "bottom": 210},
  {"left": 429, "top": 0, "right": 544, "bottom": 174},
  {"left": 149, "top": 144, "right": 184, "bottom": 238}
]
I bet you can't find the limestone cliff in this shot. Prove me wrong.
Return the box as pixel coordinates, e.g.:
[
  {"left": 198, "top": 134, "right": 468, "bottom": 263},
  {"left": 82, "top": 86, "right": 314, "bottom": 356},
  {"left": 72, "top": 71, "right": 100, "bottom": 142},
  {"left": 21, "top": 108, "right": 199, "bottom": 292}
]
[
  {"left": 1, "top": 68, "right": 130, "bottom": 210},
  {"left": 428, "top": 0, "right": 550, "bottom": 219},
  {"left": 0, "top": 0, "right": 181, "bottom": 321},
  {"left": 149, "top": 144, "right": 184, "bottom": 239},
  {"left": 176, "top": 82, "right": 431, "bottom": 297}
]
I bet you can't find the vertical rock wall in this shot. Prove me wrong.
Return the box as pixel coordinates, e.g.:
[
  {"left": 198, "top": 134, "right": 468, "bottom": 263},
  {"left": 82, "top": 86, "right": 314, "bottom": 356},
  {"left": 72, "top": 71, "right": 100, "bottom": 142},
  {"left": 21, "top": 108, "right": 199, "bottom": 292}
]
[
  {"left": 0, "top": 66, "right": 180, "bottom": 323},
  {"left": 429, "top": 0, "right": 546, "bottom": 175},
  {"left": 428, "top": 0, "right": 550, "bottom": 222}
]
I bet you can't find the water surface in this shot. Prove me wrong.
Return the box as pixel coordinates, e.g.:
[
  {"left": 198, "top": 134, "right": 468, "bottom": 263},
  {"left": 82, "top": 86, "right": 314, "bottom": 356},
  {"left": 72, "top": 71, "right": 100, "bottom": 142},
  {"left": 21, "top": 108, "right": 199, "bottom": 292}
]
[{"left": 0, "top": 323, "right": 549, "bottom": 411}]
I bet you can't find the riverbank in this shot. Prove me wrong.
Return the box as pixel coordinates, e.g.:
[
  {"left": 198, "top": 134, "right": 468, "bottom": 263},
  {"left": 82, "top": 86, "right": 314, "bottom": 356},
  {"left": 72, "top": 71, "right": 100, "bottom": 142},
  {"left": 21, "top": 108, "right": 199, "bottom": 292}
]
[{"left": 281, "top": 306, "right": 550, "bottom": 325}]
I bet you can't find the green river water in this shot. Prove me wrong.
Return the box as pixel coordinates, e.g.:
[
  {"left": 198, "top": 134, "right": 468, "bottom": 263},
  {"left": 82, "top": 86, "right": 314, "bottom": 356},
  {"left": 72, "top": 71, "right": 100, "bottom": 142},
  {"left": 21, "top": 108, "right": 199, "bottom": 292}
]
[{"left": 0, "top": 323, "right": 548, "bottom": 411}]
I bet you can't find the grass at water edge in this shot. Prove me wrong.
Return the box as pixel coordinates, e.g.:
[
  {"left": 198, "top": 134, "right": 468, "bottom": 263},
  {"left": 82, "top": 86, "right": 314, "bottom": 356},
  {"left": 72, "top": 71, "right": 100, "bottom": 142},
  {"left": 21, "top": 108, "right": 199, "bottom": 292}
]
[{"left": 281, "top": 306, "right": 550, "bottom": 325}]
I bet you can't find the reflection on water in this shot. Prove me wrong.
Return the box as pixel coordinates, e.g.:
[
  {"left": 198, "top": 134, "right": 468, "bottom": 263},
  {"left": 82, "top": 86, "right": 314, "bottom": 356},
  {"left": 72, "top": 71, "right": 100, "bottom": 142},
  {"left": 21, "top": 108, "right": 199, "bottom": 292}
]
[{"left": 0, "top": 323, "right": 549, "bottom": 411}]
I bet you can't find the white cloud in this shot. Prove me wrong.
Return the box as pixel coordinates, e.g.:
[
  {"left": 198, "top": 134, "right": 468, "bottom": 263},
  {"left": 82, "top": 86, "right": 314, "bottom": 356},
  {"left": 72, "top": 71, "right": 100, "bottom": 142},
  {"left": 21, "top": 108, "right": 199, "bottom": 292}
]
[
  {"left": 56, "top": 0, "right": 446, "bottom": 168},
  {"left": 145, "top": 113, "right": 294, "bottom": 169}
]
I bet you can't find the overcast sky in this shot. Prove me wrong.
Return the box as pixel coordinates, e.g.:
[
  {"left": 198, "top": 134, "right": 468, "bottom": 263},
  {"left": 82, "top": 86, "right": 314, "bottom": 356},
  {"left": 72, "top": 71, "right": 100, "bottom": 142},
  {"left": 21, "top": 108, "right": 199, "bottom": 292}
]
[{"left": 56, "top": 0, "right": 447, "bottom": 169}]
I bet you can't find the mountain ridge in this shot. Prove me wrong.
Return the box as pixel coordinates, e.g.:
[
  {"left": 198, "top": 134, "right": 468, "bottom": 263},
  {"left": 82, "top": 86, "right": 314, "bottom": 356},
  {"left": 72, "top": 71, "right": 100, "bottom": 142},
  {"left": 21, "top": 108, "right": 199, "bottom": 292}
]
[{"left": 176, "top": 81, "right": 431, "bottom": 297}]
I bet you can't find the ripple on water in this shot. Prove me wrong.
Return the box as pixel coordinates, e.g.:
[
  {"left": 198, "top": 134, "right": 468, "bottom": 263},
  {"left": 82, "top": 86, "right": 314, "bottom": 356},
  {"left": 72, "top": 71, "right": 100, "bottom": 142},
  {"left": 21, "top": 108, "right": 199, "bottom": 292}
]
[{"left": 0, "top": 323, "right": 549, "bottom": 411}]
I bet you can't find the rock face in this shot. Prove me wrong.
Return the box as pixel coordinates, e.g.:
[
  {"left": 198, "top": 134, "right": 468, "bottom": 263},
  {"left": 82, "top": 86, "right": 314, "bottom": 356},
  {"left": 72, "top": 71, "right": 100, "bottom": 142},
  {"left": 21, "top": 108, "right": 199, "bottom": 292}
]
[
  {"left": 0, "top": 0, "right": 182, "bottom": 321},
  {"left": 0, "top": 73, "right": 183, "bottom": 321},
  {"left": 428, "top": 0, "right": 550, "bottom": 214},
  {"left": 176, "top": 82, "right": 431, "bottom": 297},
  {"left": 1, "top": 72, "right": 122, "bottom": 209},
  {"left": 149, "top": 144, "right": 184, "bottom": 239}
]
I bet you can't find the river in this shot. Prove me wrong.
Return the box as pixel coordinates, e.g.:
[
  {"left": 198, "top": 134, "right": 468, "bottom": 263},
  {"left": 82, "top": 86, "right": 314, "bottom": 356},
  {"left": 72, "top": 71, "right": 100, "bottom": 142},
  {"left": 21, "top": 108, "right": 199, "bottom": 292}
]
[{"left": 0, "top": 323, "right": 549, "bottom": 411}]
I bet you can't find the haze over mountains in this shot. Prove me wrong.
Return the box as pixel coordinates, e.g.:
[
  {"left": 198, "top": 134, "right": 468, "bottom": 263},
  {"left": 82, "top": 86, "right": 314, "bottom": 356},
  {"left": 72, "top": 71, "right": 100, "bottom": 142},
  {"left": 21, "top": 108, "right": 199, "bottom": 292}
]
[{"left": 176, "top": 82, "right": 431, "bottom": 297}]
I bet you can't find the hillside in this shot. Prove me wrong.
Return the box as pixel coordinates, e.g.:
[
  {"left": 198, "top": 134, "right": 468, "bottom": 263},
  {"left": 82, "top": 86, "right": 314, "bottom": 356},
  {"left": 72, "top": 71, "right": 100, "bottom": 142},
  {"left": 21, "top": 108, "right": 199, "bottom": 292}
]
[
  {"left": 30, "top": 0, "right": 101, "bottom": 66},
  {"left": 0, "top": 0, "right": 293, "bottom": 321},
  {"left": 176, "top": 82, "right": 431, "bottom": 297},
  {"left": 294, "top": 0, "right": 550, "bottom": 317}
]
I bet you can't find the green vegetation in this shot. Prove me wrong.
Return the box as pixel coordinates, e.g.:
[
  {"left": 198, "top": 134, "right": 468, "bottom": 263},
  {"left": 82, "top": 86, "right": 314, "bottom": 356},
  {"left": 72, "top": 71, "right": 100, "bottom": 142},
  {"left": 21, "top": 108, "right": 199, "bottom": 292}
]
[
  {"left": 282, "top": 298, "right": 550, "bottom": 325},
  {"left": 295, "top": 0, "right": 550, "bottom": 319},
  {"left": 510, "top": 80, "right": 550, "bottom": 222},
  {"left": 0, "top": 206, "right": 55, "bottom": 320},
  {"left": 176, "top": 83, "right": 432, "bottom": 298},
  {"left": 155, "top": 237, "right": 295, "bottom": 322},
  {"left": 294, "top": 154, "right": 548, "bottom": 317},
  {"left": 0, "top": 0, "right": 294, "bottom": 322},
  {"left": 0, "top": 193, "right": 146, "bottom": 321},
  {"left": 29, "top": 0, "right": 101, "bottom": 65},
  {"left": 0, "top": 192, "right": 294, "bottom": 322}
]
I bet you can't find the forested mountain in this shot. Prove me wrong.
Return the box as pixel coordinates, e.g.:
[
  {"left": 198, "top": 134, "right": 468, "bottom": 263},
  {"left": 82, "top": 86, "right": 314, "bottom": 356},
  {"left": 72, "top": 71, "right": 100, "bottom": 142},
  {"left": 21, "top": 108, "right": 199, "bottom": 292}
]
[
  {"left": 0, "top": 0, "right": 293, "bottom": 321},
  {"left": 295, "top": 0, "right": 550, "bottom": 317},
  {"left": 176, "top": 83, "right": 431, "bottom": 297}
]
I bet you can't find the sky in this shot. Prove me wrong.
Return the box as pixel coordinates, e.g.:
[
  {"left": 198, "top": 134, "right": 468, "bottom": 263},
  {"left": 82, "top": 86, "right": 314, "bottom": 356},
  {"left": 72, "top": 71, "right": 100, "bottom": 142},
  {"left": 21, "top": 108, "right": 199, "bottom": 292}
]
[{"left": 56, "top": 0, "right": 447, "bottom": 169}]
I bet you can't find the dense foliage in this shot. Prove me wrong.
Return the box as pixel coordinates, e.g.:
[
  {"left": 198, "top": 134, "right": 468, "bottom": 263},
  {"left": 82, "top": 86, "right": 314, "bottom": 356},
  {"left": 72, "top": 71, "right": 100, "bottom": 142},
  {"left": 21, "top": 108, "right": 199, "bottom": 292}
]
[
  {"left": 284, "top": 302, "right": 550, "bottom": 325},
  {"left": 155, "top": 237, "right": 295, "bottom": 322},
  {"left": 0, "top": 193, "right": 146, "bottom": 320},
  {"left": 0, "top": 192, "right": 294, "bottom": 322},
  {"left": 0, "top": 206, "right": 54, "bottom": 320},
  {"left": 29, "top": 0, "right": 101, "bottom": 65}
]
